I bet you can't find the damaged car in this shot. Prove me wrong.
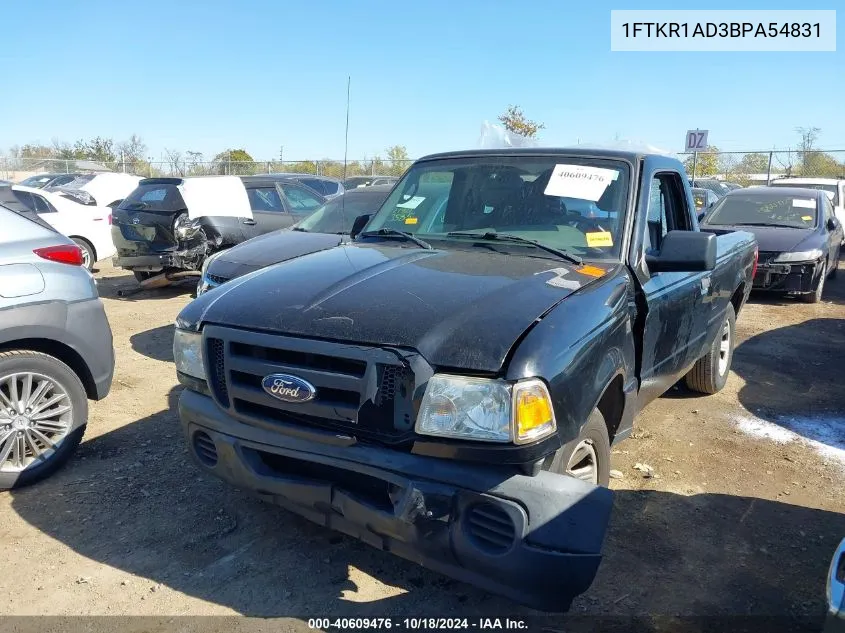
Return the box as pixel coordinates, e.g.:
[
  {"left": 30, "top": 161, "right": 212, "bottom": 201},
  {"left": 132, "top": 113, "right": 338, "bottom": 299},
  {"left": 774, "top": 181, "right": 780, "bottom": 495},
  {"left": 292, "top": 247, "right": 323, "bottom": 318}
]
[
  {"left": 701, "top": 186, "right": 842, "bottom": 302},
  {"left": 174, "top": 148, "right": 757, "bottom": 611},
  {"left": 111, "top": 175, "right": 326, "bottom": 283}
]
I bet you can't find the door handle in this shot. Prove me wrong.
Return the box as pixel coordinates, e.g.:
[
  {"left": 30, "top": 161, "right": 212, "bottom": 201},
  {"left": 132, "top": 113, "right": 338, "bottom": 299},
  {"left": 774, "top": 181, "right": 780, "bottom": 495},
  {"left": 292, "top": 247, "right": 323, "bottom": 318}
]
[{"left": 242, "top": 219, "right": 256, "bottom": 225}]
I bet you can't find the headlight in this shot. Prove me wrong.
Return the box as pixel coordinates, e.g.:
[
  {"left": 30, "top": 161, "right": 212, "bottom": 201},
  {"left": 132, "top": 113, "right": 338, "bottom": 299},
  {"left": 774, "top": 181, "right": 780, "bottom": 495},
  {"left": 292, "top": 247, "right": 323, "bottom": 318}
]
[
  {"left": 416, "top": 375, "right": 556, "bottom": 444},
  {"left": 173, "top": 329, "right": 205, "bottom": 379},
  {"left": 773, "top": 249, "right": 824, "bottom": 263}
]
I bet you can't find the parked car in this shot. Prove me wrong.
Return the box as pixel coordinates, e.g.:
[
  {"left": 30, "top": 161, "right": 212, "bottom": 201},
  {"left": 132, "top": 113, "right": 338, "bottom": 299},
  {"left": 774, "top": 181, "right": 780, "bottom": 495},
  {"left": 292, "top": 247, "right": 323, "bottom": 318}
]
[
  {"left": 701, "top": 187, "right": 842, "bottom": 302},
  {"left": 18, "top": 173, "right": 81, "bottom": 189},
  {"left": 174, "top": 147, "right": 756, "bottom": 611},
  {"left": 112, "top": 175, "right": 326, "bottom": 282},
  {"left": 0, "top": 187, "right": 114, "bottom": 489},
  {"left": 826, "top": 538, "right": 845, "bottom": 632},
  {"left": 268, "top": 173, "right": 345, "bottom": 199},
  {"left": 343, "top": 175, "right": 400, "bottom": 189},
  {"left": 12, "top": 184, "right": 115, "bottom": 270},
  {"left": 197, "top": 185, "right": 393, "bottom": 295},
  {"left": 692, "top": 187, "right": 719, "bottom": 219},
  {"left": 45, "top": 172, "right": 143, "bottom": 208},
  {"left": 720, "top": 182, "right": 743, "bottom": 191},
  {"left": 769, "top": 177, "right": 845, "bottom": 242},
  {"left": 690, "top": 178, "right": 733, "bottom": 197}
]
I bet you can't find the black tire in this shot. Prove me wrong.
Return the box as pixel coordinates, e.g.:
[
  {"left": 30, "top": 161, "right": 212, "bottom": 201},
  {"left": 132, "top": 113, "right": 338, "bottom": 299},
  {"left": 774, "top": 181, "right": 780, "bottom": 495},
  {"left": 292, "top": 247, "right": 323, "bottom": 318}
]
[
  {"left": 0, "top": 350, "right": 88, "bottom": 490},
  {"left": 543, "top": 408, "right": 610, "bottom": 487},
  {"left": 71, "top": 237, "right": 95, "bottom": 271},
  {"left": 802, "top": 262, "right": 827, "bottom": 303},
  {"left": 685, "top": 302, "right": 736, "bottom": 394}
]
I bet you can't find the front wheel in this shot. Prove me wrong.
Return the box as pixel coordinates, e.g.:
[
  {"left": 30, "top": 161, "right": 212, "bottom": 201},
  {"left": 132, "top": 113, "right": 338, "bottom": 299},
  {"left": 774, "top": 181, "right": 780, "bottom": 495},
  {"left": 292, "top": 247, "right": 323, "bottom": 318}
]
[
  {"left": 685, "top": 302, "right": 736, "bottom": 394},
  {"left": 802, "top": 262, "right": 827, "bottom": 303},
  {"left": 0, "top": 351, "right": 88, "bottom": 490},
  {"left": 543, "top": 408, "right": 610, "bottom": 487}
]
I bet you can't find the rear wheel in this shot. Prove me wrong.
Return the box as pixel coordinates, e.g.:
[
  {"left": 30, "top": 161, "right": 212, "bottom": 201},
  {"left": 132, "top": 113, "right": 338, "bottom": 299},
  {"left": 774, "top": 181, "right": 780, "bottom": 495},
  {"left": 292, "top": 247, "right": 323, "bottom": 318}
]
[
  {"left": 543, "top": 408, "right": 610, "bottom": 487},
  {"left": 802, "top": 262, "right": 827, "bottom": 303},
  {"left": 685, "top": 303, "right": 736, "bottom": 394},
  {"left": 71, "top": 238, "right": 95, "bottom": 271},
  {"left": 0, "top": 351, "right": 88, "bottom": 490}
]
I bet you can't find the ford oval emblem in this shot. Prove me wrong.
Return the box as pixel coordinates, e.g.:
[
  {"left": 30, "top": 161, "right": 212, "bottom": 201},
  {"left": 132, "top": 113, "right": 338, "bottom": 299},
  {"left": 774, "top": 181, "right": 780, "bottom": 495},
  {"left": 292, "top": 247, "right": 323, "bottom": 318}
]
[{"left": 261, "top": 374, "right": 316, "bottom": 403}]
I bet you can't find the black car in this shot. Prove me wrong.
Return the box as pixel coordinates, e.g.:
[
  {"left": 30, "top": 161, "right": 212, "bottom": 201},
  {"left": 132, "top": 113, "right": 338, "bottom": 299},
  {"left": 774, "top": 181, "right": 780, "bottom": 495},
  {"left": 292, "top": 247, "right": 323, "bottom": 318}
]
[
  {"left": 269, "top": 173, "right": 345, "bottom": 199},
  {"left": 174, "top": 147, "right": 756, "bottom": 611},
  {"left": 17, "top": 173, "right": 81, "bottom": 189},
  {"left": 112, "top": 175, "right": 326, "bottom": 281},
  {"left": 197, "top": 185, "right": 393, "bottom": 295},
  {"left": 690, "top": 178, "right": 730, "bottom": 197},
  {"left": 701, "top": 186, "right": 843, "bottom": 302}
]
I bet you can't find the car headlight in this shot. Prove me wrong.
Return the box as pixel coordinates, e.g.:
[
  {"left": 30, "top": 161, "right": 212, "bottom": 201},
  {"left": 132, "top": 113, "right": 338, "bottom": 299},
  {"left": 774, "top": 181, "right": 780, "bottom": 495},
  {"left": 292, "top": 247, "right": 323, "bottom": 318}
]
[
  {"left": 773, "top": 249, "right": 824, "bottom": 263},
  {"left": 416, "top": 375, "right": 556, "bottom": 445},
  {"left": 173, "top": 329, "right": 205, "bottom": 379}
]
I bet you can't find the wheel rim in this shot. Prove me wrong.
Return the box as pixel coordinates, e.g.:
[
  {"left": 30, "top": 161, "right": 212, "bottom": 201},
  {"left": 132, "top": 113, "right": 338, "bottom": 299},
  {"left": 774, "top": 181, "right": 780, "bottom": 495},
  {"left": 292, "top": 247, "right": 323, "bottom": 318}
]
[
  {"left": 0, "top": 372, "right": 73, "bottom": 473},
  {"left": 718, "top": 317, "right": 732, "bottom": 376},
  {"left": 566, "top": 439, "right": 598, "bottom": 484},
  {"left": 81, "top": 248, "right": 91, "bottom": 268}
]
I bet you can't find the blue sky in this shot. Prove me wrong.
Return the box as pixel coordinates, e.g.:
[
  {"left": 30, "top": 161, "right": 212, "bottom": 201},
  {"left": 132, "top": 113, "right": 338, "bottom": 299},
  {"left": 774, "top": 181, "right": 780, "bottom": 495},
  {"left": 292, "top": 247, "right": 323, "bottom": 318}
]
[{"left": 0, "top": 0, "right": 841, "bottom": 161}]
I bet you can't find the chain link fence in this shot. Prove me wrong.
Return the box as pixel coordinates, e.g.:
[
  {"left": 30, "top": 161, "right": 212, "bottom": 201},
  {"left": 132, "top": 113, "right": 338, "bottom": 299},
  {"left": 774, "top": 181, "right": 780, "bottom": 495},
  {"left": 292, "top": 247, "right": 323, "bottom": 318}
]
[
  {"left": 678, "top": 149, "right": 845, "bottom": 185},
  {"left": 0, "top": 157, "right": 414, "bottom": 182},
  {"left": 5, "top": 151, "right": 845, "bottom": 186}
]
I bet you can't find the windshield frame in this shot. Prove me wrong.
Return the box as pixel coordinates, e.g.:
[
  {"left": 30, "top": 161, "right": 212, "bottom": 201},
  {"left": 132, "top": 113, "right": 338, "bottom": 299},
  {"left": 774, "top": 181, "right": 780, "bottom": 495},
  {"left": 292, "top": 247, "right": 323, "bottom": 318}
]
[{"left": 356, "top": 153, "right": 634, "bottom": 263}]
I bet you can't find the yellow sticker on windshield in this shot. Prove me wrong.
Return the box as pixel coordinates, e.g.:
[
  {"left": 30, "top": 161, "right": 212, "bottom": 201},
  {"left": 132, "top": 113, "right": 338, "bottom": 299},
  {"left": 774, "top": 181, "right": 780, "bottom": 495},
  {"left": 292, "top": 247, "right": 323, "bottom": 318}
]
[
  {"left": 585, "top": 232, "right": 614, "bottom": 247},
  {"left": 802, "top": 215, "right": 813, "bottom": 221},
  {"left": 404, "top": 217, "right": 418, "bottom": 225}
]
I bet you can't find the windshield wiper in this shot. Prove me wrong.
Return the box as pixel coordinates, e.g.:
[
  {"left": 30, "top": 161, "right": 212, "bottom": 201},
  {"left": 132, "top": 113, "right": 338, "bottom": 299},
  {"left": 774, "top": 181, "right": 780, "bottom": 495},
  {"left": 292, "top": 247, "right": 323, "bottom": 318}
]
[
  {"left": 291, "top": 226, "right": 308, "bottom": 232},
  {"left": 359, "top": 228, "right": 432, "bottom": 249},
  {"left": 446, "top": 231, "right": 583, "bottom": 265},
  {"left": 731, "top": 222, "right": 806, "bottom": 229}
]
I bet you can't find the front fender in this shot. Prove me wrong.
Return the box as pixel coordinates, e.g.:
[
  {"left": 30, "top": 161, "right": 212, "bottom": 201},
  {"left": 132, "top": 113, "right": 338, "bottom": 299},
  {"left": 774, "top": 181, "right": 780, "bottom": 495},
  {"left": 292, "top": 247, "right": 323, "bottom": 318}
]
[{"left": 505, "top": 270, "right": 636, "bottom": 444}]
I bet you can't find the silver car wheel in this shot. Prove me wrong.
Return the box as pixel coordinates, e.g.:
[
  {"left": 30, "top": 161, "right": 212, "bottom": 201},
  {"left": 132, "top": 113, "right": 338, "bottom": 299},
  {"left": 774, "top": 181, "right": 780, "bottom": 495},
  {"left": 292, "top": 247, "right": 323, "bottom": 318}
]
[
  {"left": 718, "top": 317, "right": 732, "bottom": 376},
  {"left": 0, "top": 372, "right": 72, "bottom": 473},
  {"left": 566, "top": 439, "right": 598, "bottom": 484}
]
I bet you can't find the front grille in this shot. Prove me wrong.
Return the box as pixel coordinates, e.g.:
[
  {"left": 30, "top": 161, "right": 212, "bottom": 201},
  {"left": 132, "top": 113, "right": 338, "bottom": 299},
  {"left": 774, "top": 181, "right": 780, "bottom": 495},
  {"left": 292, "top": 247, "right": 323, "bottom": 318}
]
[
  {"left": 465, "top": 503, "right": 516, "bottom": 554},
  {"left": 193, "top": 431, "right": 218, "bottom": 466},
  {"left": 203, "top": 326, "right": 419, "bottom": 444}
]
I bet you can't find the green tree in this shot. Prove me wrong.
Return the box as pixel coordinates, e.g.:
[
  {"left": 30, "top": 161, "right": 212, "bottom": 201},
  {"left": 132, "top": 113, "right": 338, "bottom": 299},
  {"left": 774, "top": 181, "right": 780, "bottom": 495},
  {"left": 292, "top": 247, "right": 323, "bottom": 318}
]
[
  {"left": 497, "top": 105, "right": 545, "bottom": 138},
  {"left": 73, "top": 136, "right": 116, "bottom": 163},
  {"left": 212, "top": 149, "right": 255, "bottom": 175},
  {"left": 737, "top": 153, "right": 769, "bottom": 173},
  {"left": 683, "top": 146, "right": 721, "bottom": 176}
]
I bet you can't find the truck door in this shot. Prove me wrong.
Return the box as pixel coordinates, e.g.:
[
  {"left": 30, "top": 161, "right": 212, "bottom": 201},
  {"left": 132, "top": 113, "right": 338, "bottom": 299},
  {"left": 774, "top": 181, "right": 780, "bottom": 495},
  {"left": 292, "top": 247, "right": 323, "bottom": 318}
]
[{"left": 630, "top": 164, "right": 712, "bottom": 404}]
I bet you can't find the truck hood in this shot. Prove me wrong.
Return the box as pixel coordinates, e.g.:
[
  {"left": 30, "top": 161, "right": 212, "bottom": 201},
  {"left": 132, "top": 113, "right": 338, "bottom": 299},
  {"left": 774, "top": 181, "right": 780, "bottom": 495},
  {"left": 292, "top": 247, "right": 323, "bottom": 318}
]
[
  {"left": 208, "top": 230, "right": 343, "bottom": 280},
  {"left": 185, "top": 243, "right": 611, "bottom": 372}
]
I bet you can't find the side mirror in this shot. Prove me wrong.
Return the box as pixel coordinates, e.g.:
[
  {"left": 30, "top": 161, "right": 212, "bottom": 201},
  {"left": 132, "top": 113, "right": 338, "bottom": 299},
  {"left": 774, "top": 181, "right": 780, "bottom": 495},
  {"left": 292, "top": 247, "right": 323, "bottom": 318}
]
[
  {"left": 697, "top": 210, "right": 707, "bottom": 223},
  {"left": 646, "top": 230, "right": 717, "bottom": 273},
  {"left": 827, "top": 217, "right": 838, "bottom": 232},
  {"left": 350, "top": 214, "right": 371, "bottom": 239}
]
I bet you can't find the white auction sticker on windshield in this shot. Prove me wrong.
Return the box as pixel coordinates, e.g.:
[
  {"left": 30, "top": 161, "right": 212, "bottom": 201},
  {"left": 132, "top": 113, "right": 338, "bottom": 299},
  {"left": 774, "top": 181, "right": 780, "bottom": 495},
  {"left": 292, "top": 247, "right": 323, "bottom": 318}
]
[
  {"left": 792, "top": 198, "right": 816, "bottom": 209},
  {"left": 397, "top": 196, "right": 425, "bottom": 209},
  {"left": 544, "top": 165, "right": 619, "bottom": 201}
]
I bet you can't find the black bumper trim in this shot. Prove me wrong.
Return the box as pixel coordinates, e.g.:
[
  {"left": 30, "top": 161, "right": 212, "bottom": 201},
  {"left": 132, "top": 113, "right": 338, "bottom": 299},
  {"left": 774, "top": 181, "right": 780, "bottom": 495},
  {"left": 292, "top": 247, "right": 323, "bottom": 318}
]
[{"left": 178, "top": 389, "right": 613, "bottom": 612}]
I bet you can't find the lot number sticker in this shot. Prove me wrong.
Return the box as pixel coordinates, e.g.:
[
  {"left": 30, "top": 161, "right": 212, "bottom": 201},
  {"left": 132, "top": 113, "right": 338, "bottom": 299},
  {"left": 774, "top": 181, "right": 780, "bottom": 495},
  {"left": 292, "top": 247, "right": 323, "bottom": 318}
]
[
  {"left": 792, "top": 198, "right": 815, "bottom": 209},
  {"left": 544, "top": 165, "right": 619, "bottom": 201},
  {"left": 585, "top": 231, "right": 614, "bottom": 247}
]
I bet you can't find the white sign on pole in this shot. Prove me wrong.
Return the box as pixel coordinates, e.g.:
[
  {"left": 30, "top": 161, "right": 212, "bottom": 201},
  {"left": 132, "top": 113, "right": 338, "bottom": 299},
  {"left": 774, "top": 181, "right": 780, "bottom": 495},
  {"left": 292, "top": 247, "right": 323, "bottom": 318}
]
[{"left": 685, "top": 129, "right": 709, "bottom": 152}]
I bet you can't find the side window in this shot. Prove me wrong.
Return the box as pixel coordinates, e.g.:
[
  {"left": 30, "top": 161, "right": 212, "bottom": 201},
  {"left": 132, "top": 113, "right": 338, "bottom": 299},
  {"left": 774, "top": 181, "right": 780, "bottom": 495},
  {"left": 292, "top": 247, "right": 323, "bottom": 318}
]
[
  {"left": 823, "top": 197, "right": 833, "bottom": 223},
  {"left": 322, "top": 181, "right": 340, "bottom": 196},
  {"left": 13, "top": 191, "right": 36, "bottom": 212},
  {"left": 299, "top": 179, "right": 327, "bottom": 195},
  {"left": 644, "top": 172, "right": 690, "bottom": 253},
  {"left": 32, "top": 194, "right": 54, "bottom": 213},
  {"left": 280, "top": 184, "right": 323, "bottom": 214},
  {"left": 247, "top": 187, "right": 284, "bottom": 212}
]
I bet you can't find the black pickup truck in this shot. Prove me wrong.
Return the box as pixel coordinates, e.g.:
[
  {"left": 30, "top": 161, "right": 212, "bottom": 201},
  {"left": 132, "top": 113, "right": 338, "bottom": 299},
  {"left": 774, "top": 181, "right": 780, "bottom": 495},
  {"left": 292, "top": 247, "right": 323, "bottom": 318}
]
[{"left": 173, "top": 148, "right": 757, "bottom": 611}]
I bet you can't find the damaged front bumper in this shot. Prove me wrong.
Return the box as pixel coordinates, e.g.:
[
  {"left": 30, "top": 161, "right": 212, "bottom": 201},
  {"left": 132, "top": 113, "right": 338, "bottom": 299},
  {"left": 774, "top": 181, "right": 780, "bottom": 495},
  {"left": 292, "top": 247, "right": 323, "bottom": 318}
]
[
  {"left": 753, "top": 260, "right": 821, "bottom": 294},
  {"left": 178, "top": 388, "right": 613, "bottom": 612}
]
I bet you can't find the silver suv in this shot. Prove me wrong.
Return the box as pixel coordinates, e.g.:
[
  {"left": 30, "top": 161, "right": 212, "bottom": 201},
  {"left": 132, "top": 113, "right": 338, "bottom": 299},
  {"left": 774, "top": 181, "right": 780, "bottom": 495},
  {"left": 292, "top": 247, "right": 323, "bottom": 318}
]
[{"left": 0, "top": 185, "right": 114, "bottom": 489}]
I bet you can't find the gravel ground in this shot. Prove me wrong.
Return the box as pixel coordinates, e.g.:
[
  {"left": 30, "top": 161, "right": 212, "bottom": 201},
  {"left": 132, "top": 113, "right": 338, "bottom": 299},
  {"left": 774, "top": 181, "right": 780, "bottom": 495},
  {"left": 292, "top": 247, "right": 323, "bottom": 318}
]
[{"left": 1, "top": 261, "right": 843, "bottom": 624}]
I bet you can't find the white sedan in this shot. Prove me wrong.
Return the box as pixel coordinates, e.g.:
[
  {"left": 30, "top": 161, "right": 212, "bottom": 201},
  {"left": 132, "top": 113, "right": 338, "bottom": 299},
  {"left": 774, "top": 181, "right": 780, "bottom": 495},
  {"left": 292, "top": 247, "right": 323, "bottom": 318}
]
[{"left": 11, "top": 184, "right": 115, "bottom": 270}]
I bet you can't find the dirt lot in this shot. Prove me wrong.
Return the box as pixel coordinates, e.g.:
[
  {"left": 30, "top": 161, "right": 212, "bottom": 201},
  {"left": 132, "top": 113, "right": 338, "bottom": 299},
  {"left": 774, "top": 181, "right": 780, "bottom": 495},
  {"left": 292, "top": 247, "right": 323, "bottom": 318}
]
[{"left": 1, "top": 261, "right": 844, "bottom": 623}]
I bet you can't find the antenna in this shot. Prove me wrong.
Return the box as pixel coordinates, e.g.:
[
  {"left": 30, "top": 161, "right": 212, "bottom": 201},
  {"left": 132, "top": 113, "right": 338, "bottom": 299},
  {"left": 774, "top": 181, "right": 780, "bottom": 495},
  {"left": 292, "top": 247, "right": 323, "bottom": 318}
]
[{"left": 341, "top": 76, "right": 351, "bottom": 238}]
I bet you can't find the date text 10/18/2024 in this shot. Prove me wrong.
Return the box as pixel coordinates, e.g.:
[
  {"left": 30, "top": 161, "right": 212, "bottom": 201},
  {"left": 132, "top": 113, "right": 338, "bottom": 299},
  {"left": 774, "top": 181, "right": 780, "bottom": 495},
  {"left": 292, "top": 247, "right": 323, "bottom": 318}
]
[{"left": 308, "top": 618, "right": 528, "bottom": 630}]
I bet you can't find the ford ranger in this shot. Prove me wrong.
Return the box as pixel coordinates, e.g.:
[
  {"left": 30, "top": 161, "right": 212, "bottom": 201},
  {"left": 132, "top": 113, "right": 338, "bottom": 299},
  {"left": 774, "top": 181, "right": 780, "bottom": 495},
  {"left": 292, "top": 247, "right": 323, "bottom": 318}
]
[{"left": 173, "top": 148, "right": 757, "bottom": 611}]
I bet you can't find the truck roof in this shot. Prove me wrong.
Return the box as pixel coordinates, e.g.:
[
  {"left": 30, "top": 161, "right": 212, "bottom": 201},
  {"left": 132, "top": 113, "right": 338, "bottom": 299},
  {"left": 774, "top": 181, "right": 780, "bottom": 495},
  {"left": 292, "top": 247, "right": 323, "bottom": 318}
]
[{"left": 415, "top": 147, "right": 663, "bottom": 164}]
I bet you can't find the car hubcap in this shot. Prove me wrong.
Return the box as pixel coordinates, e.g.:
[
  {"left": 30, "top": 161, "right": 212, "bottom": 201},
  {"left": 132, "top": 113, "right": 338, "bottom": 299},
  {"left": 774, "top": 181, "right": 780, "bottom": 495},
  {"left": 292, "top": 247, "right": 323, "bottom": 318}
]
[
  {"left": 0, "top": 372, "right": 72, "bottom": 473},
  {"left": 566, "top": 439, "right": 598, "bottom": 484},
  {"left": 718, "top": 318, "right": 732, "bottom": 376},
  {"left": 81, "top": 249, "right": 90, "bottom": 268}
]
